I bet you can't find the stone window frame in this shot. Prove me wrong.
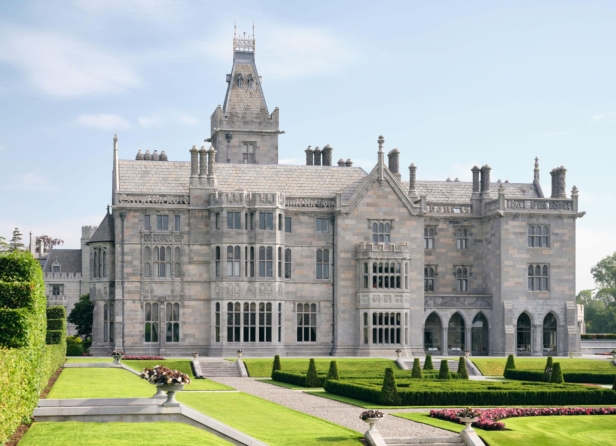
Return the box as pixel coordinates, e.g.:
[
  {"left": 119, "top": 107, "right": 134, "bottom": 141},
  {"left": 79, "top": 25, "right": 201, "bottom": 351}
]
[
  {"left": 258, "top": 246, "right": 274, "bottom": 278},
  {"left": 424, "top": 265, "right": 437, "bottom": 292},
  {"left": 284, "top": 249, "right": 292, "bottom": 279},
  {"left": 296, "top": 302, "right": 317, "bottom": 343},
  {"left": 370, "top": 260, "right": 403, "bottom": 290},
  {"left": 372, "top": 311, "right": 402, "bottom": 345},
  {"left": 259, "top": 212, "right": 274, "bottom": 231},
  {"left": 454, "top": 265, "right": 472, "bottom": 292},
  {"left": 455, "top": 226, "right": 471, "bottom": 250},
  {"left": 164, "top": 302, "right": 181, "bottom": 343},
  {"left": 424, "top": 226, "right": 437, "bottom": 250},
  {"left": 528, "top": 264, "right": 550, "bottom": 291},
  {"left": 215, "top": 246, "right": 221, "bottom": 278},
  {"left": 528, "top": 225, "right": 550, "bottom": 248},
  {"left": 285, "top": 217, "right": 292, "bottom": 233},
  {"left": 242, "top": 141, "right": 257, "bottom": 164},
  {"left": 156, "top": 214, "right": 169, "bottom": 231},
  {"left": 227, "top": 211, "right": 242, "bottom": 230},
  {"left": 316, "top": 249, "right": 330, "bottom": 280},
  {"left": 104, "top": 302, "right": 115, "bottom": 343},
  {"left": 174, "top": 215, "right": 181, "bottom": 231},
  {"left": 227, "top": 246, "right": 241, "bottom": 277},
  {"left": 93, "top": 247, "right": 107, "bottom": 279},
  {"left": 51, "top": 284, "right": 64, "bottom": 297},
  {"left": 144, "top": 302, "right": 158, "bottom": 343},
  {"left": 368, "top": 219, "right": 394, "bottom": 244},
  {"left": 144, "top": 214, "right": 151, "bottom": 231},
  {"left": 245, "top": 246, "right": 255, "bottom": 278},
  {"left": 316, "top": 217, "right": 329, "bottom": 233},
  {"left": 215, "top": 302, "right": 221, "bottom": 342},
  {"left": 226, "top": 301, "right": 273, "bottom": 343}
]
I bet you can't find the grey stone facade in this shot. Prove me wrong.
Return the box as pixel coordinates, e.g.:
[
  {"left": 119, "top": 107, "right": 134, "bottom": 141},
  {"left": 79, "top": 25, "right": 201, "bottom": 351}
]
[{"left": 85, "top": 34, "right": 582, "bottom": 357}]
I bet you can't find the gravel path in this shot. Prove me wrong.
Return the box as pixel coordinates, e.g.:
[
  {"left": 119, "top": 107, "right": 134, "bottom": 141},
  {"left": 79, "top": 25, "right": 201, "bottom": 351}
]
[{"left": 210, "top": 377, "right": 455, "bottom": 439}]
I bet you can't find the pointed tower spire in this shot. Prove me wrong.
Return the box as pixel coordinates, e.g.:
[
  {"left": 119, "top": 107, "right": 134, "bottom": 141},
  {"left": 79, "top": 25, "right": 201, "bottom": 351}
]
[
  {"left": 377, "top": 135, "right": 385, "bottom": 183},
  {"left": 112, "top": 134, "right": 119, "bottom": 204},
  {"left": 533, "top": 157, "right": 544, "bottom": 198}
]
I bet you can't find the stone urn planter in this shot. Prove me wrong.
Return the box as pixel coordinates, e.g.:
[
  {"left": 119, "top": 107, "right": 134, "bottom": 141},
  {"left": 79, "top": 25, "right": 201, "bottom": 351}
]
[
  {"left": 237, "top": 350, "right": 243, "bottom": 359},
  {"left": 459, "top": 417, "right": 478, "bottom": 432},
  {"left": 464, "top": 350, "right": 470, "bottom": 359},
  {"left": 362, "top": 417, "right": 382, "bottom": 434},
  {"left": 156, "top": 383, "right": 184, "bottom": 407},
  {"left": 395, "top": 349, "right": 402, "bottom": 358},
  {"left": 359, "top": 410, "right": 384, "bottom": 435},
  {"left": 192, "top": 352, "right": 199, "bottom": 359},
  {"left": 112, "top": 355, "right": 122, "bottom": 365}
]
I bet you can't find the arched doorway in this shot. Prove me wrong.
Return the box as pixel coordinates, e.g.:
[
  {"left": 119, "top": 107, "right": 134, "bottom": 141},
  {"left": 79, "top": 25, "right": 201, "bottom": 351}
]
[
  {"left": 471, "top": 312, "right": 489, "bottom": 356},
  {"left": 516, "top": 313, "right": 532, "bottom": 356},
  {"left": 543, "top": 313, "right": 557, "bottom": 355},
  {"left": 448, "top": 313, "right": 465, "bottom": 355},
  {"left": 424, "top": 312, "right": 442, "bottom": 354}
]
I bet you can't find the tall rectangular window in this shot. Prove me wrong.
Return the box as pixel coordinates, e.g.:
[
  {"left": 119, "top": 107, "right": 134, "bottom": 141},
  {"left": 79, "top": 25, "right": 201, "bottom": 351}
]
[
  {"left": 296, "top": 303, "right": 317, "bottom": 342},
  {"left": 285, "top": 249, "right": 292, "bottom": 279},
  {"left": 174, "top": 215, "right": 181, "bottom": 231},
  {"left": 215, "top": 213, "right": 220, "bottom": 230},
  {"left": 285, "top": 217, "right": 292, "bottom": 233},
  {"left": 456, "top": 267, "right": 469, "bottom": 292},
  {"left": 259, "top": 302, "right": 272, "bottom": 342},
  {"left": 215, "top": 303, "right": 220, "bottom": 342},
  {"left": 145, "top": 302, "right": 158, "bottom": 343},
  {"left": 246, "top": 247, "right": 255, "bottom": 277},
  {"left": 528, "top": 225, "right": 550, "bottom": 248},
  {"left": 157, "top": 215, "right": 169, "bottom": 231},
  {"left": 278, "top": 247, "right": 282, "bottom": 278},
  {"left": 278, "top": 303, "right": 282, "bottom": 342},
  {"left": 363, "top": 312, "right": 369, "bottom": 344},
  {"left": 316, "top": 249, "right": 330, "bottom": 279},
  {"left": 144, "top": 215, "right": 151, "bottom": 230},
  {"left": 250, "top": 212, "right": 255, "bottom": 230},
  {"left": 227, "top": 246, "right": 240, "bottom": 277},
  {"left": 227, "top": 302, "right": 241, "bottom": 342},
  {"left": 227, "top": 212, "right": 241, "bottom": 229},
  {"left": 424, "top": 267, "right": 435, "bottom": 292},
  {"left": 424, "top": 227, "right": 435, "bottom": 249},
  {"left": 316, "top": 218, "right": 329, "bottom": 233},
  {"left": 259, "top": 247, "right": 273, "bottom": 277},
  {"left": 456, "top": 228, "right": 468, "bottom": 249},
  {"left": 528, "top": 264, "right": 549, "bottom": 291},
  {"left": 278, "top": 214, "right": 283, "bottom": 231},
  {"left": 215, "top": 246, "right": 221, "bottom": 278},
  {"left": 165, "top": 303, "right": 180, "bottom": 343}
]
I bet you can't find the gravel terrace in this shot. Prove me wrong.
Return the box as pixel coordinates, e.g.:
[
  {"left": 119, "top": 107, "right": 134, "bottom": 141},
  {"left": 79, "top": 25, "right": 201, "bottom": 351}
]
[{"left": 210, "top": 377, "right": 455, "bottom": 439}]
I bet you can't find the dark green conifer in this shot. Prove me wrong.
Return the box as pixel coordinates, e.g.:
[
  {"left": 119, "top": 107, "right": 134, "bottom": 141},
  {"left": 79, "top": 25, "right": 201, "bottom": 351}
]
[
  {"left": 380, "top": 367, "right": 401, "bottom": 405},
  {"left": 305, "top": 358, "right": 321, "bottom": 388},
  {"left": 438, "top": 360, "right": 451, "bottom": 380},
  {"left": 423, "top": 355, "right": 434, "bottom": 370},
  {"left": 411, "top": 358, "right": 423, "bottom": 379},
  {"left": 504, "top": 354, "right": 516, "bottom": 372},
  {"left": 271, "top": 354, "right": 281, "bottom": 378},
  {"left": 549, "top": 362, "right": 565, "bottom": 384},
  {"left": 325, "top": 360, "right": 340, "bottom": 382},
  {"left": 457, "top": 356, "right": 469, "bottom": 379}
]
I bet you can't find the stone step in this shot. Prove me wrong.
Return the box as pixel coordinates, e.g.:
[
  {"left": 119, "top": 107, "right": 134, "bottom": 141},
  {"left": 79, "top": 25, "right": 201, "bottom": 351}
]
[
  {"left": 198, "top": 360, "right": 241, "bottom": 377},
  {"left": 384, "top": 437, "right": 464, "bottom": 445}
]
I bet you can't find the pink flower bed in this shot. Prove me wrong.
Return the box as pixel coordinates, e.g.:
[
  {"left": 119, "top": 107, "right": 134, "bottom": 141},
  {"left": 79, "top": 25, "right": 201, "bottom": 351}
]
[
  {"left": 430, "top": 407, "right": 616, "bottom": 430},
  {"left": 123, "top": 356, "right": 165, "bottom": 360}
]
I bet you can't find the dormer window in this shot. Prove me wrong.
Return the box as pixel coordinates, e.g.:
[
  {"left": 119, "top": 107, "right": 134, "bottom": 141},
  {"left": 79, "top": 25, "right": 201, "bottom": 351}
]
[
  {"left": 247, "top": 74, "right": 254, "bottom": 88},
  {"left": 237, "top": 74, "right": 244, "bottom": 88},
  {"left": 51, "top": 260, "right": 61, "bottom": 274}
]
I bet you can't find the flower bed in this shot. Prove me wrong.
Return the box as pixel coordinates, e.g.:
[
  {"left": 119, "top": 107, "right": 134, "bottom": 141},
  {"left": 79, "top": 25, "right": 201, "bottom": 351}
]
[
  {"left": 140, "top": 365, "right": 191, "bottom": 385},
  {"left": 430, "top": 406, "right": 616, "bottom": 430},
  {"left": 124, "top": 356, "right": 165, "bottom": 360}
]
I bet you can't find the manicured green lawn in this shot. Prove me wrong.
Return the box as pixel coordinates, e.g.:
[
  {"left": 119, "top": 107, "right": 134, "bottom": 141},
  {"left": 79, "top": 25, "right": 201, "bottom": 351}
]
[
  {"left": 47, "top": 369, "right": 155, "bottom": 399},
  {"left": 395, "top": 412, "right": 616, "bottom": 446},
  {"left": 178, "top": 392, "right": 362, "bottom": 445},
  {"left": 123, "top": 360, "right": 234, "bottom": 391},
  {"left": 65, "top": 357, "right": 117, "bottom": 363},
  {"left": 471, "top": 357, "right": 616, "bottom": 376},
  {"left": 19, "top": 422, "right": 231, "bottom": 445},
  {"left": 243, "top": 358, "right": 400, "bottom": 377}
]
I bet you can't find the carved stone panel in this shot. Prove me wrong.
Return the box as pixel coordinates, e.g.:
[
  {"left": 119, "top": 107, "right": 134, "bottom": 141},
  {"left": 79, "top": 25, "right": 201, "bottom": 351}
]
[
  {"left": 357, "top": 293, "right": 410, "bottom": 307},
  {"left": 226, "top": 282, "right": 241, "bottom": 298},
  {"left": 259, "top": 283, "right": 273, "bottom": 298},
  {"left": 425, "top": 296, "right": 492, "bottom": 309}
]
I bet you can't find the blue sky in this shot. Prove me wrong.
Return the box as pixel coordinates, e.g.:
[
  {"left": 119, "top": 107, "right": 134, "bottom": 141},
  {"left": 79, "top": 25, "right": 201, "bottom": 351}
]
[{"left": 0, "top": 0, "right": 614, "bottom": 292}]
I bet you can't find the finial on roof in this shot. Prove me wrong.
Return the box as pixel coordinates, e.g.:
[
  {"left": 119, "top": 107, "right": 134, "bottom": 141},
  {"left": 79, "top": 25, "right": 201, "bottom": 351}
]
[
  {"left": 113, "top": 134, "right": 118, "bottom": 143},
  {"left": 377, "top": 135, "right": 384, "bottom": 153},
  {"left": 446, "top": 178, "right": 451, "bottom": 182},
  {"left": 454, "top": 178, "right": 460, "bottom": 182},
  {"left": 535, "top": 157, "right": 539, "bottom": 169},
  {"left": 106, "top": 205, "right": 110, "bottom": 214}
]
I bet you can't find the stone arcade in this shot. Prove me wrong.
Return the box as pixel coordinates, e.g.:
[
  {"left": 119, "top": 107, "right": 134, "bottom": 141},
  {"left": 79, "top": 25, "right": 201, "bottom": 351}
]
[{"left": 68, "top": 32, "right": 583, "bottom": 357}]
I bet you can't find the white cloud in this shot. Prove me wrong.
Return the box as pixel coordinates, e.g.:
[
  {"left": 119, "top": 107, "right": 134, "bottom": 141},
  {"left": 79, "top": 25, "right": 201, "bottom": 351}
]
[
  {"left": 576, "top": 226, "right": 616, "bottom": 293},
  {"left": 0, "top": 25, "right": 140, "bottom": 97},
  {"left": 201, "top": 23, "right": 356, "bottom": 81},
  {"left": 4, "top": 169, "right": 57, "bottom": 192},
  {"left": 422, "top": 162, "right": 481, "bottom": 182},
  {"left": 76, "top": 114, "right": 131, "bottom": 130},
  {"left": 176, "top": 114, "right": 199, "bottom": 126},
  {"left": 138, "top": 115, "right": 162, "bottom": 128},
  {"left": 137, "top": 112, "right": 199, "bottom": 128},
  {"left": 590, "top": 112, "right": 616, "bottom": 122},
  {"left": 73, "top": 0, "right": 185, "bottom": 24}
]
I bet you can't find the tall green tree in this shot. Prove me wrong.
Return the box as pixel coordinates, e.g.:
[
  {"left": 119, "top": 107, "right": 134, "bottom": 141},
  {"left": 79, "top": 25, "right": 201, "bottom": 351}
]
[
  {"left": 9, "top": 228, "right": 25, "bottom": 252},
  {"left": 591, "top": 253, "right": 616, "bottom": 304},
  {"left": 67, "top": 294, "right": 94, "bottom": 340},
  {"left": 0, "top": 234, "right": 8, "bottom": 252}
]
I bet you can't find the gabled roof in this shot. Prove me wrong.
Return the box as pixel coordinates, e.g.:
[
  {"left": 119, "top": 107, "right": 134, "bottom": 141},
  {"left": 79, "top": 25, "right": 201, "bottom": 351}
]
[
  {"left": 89, "top": 212, "right": 115, "bottom": 244},
  {"left": 43, "top": 249, "right": 82, "bottom": 273},
  {"left": 223, "top": 50, "right": 268, "bottom": 114}
]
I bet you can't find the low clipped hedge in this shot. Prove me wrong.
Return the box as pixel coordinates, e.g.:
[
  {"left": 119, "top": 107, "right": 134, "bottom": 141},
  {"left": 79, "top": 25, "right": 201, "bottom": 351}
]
[
  {"left": 323, "top": 379, "right": 616, "bottom": 406},
  {"left": 272, "top": 370, "right": 326, "bottom": 387},
  {"left": 582, "top": 334, "right": 616, "bottom": 340},
  {"left": 46, "top": 306, "right": 66, "bottom": 320},
  {"left": 505, "top": 368, "right": 616, "bottom": 385},
  {"left": 45, "top": 331, "right": 64, "bottom": 345},
  {"left": 46, "top": 318, "right": 65, "bottom": 332}
]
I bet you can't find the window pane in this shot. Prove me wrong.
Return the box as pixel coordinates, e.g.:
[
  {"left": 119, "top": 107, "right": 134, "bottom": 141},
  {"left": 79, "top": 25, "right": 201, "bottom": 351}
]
[
  {"left": 267, "top": 213, "right": 273, "bottom": 230},
  {"left": 235, "top": 212, "right": 241, "bottom": 229},
  {"left": 145, "top": 215, "right": 151, "bottom": 230},
  {"left": 163, "top": 215, "right": 168, "bottom": 230},
  {"left": 285, "top": 217, "right": 291, "bottom": 233},
  {"left": 175, "top": 215, "right": 180, "bottom": 231}
]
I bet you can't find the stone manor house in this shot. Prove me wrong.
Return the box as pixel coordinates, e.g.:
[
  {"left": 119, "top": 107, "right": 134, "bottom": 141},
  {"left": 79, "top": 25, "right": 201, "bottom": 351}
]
[{"left": 47, "top": 33, "right": 584, "bottom": 357}]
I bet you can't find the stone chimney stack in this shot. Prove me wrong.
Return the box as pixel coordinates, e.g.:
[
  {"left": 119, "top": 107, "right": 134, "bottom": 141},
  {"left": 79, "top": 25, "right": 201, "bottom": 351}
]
[
  {"left": 322, "top": 144, "right": 333, "bottom": 166},
  {"left": 480, "top": 165, "right": 491, "bottom": 195},
  {"left": 550, "top": 166, "right": 567, "bottom": 198},
  {"left": 337, "top": 159, "right": 345, "bottom": 167},
  {"left": 471, "top": 166, "right": 481, "bottom": 198},
  {"left": 305, "top": 146, "right": 314, "bottom": 165},
  {"left": 190, "top": 145, "right": 199, "bottom": 186},
  {"left": 199, "top": 146, "right": 207, "bottom": 184},
  {"left": 345, "top": 159, "right": 353, "bottom": 167},
  {"left": 313, "top": 147, "right": 322, "bottom": 166},
  {"left": 387, "top": 149, "right": 400, "bottom": 180},
  {"left": 207, "top": 146, "right": 217, "bottom": 187},
  {"left": 408, "top": 163, "right": 417, "bottom": 198}
]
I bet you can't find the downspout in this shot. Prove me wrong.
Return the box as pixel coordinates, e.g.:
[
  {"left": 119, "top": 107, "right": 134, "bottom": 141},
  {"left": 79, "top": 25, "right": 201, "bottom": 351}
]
[
  {"left": 120, "top": 212, "right": 126, "bottom": 354},
  {"left": 329, "top": 214, "right": 336, "bottom": 356}
]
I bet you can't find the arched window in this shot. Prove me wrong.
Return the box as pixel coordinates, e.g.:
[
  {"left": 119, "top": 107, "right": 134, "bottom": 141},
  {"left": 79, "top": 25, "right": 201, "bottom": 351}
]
[
  {"left": 145, "top": 262, "right": 151, "bottom": 277},
  {"left": 215, "top": 302, "right": 221, "bottom": 342},
  {"left": 543, "top": 313, "right": 557, "bottom": 354},
  {"left": 472, "top": 312, "right": 489, "bottom": 356},
  {"left": 456, "top": 268, "right": 468, "bottom": 292},
  {"left": 372, "top": 222, "right": 391, "bottom": 244},
  {"left": 145, "top": 246, "right": 151, "bottom": 261},
  {"left": 166, "top": 302, "right": 180, "bottom": 343},
  {"left": 517, "top": 313, "right": 531, "bottom": 355},
  {"left": 93, "top": 250, "right": 98, "bottom": 278},
  {"left": 424, "top": 267, "right": 435, "bottom": 292},
  {"left": 448, "top": 313, "right": 465, "bottom": 353},
  {"left": 237, "top": 74, "right": 243, "bottom": 87},
  {"left": 528, "top": 264, "right": 549, "bottom": 291},
  {"left": 424, "top": 312, "right": 442, "bottom": 353},
  {"left": 175, "top": 262, "right": 180, "bottom": 278},
  {"left": 103, "top": 303, "right": 108, "bottom": 342},
  {"left": 247, "top": 74, "right": 254, "bottom": 88},
  {"left": 285, "top": 249, "right": 292, "bottom": 279},
  {"left": 101, "top": 249, "right": 107, "bottom": 277}
]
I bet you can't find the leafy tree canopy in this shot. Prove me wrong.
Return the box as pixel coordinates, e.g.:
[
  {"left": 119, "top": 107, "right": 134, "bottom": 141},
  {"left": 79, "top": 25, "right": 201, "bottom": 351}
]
[
  {"left": 9, "top": 228, "right": 25, "bottom": 252},
  {"left": 67, "top": 294, "right": 94, "bottom": 339},
  {"left": 35, "top": 235, "right": 64, "bottom": 254},
  {"left": 591, "top": 253, "right": 616, "bottom": 304}
]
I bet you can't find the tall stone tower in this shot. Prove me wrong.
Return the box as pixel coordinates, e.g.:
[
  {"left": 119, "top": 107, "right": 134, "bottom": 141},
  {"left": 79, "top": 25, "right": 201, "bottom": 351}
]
[{"left": 209, "top": 29, "right": 282, "bottom": 165}]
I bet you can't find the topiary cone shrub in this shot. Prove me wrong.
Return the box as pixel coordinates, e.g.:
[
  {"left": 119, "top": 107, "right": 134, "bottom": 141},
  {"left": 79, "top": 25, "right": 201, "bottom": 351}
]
[
  {"left": 380, "top": 367, "right": 401, "bottom": 405},
  {"left": 504, "top": 354, "right": 516, "bottom": 372},
  {"left": 326, "top": 360, "right": 340, "bottom": 382},
  {"left": 458, "top": 357, "right": 469, "bottom": 379},
  {"left": 424, "top": 355, "right": 434, "bottom": 370},
  {"left": 271, "top": 354, "right": 281, "bottom": 378},
  {"left": 612, "top": 375, "right": 616, "bottom": 391},
  {"left": 411, "top": 358, "right": 423, "bottom": 379},
  {"left": 543, "top": 356, "right": 554, "bottom": 382},
  {"left": 550, "top": 362, "right": 565, "bottom": 384},
  {"left": 305, "top": 358, "right": 321, "bottom": 388},
  {"left": 438, "top": 360, "right": 451, "bottom": 380}
]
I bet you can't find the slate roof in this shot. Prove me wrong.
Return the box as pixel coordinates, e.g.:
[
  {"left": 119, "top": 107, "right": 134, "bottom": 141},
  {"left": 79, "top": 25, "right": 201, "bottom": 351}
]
[
  {"left": 43, "top": 249, "right": 82, "bottom": 273},
  {"left": 89, "top": 212, "right": 115, "bottom": 243},
  {"left": 223, "top": 51, "right": 268, "bottom": 114},
  {"left": 119, "top": 161, "right": 190, "bottom": 194},
  {"left": 401, "top": 181, "right": 540, "bottom": 203}
]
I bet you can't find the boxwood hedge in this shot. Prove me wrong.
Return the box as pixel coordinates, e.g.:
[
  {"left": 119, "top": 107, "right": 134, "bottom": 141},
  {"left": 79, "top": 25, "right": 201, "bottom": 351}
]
[
  {"left": 46, "top": 306, "right": 66, "bottom": 320},
  {"left": 505, "top": 368, "right": 616, "bottom": 385}
]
